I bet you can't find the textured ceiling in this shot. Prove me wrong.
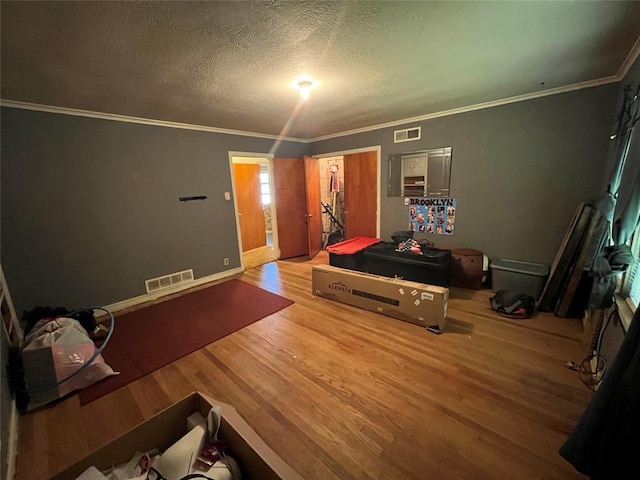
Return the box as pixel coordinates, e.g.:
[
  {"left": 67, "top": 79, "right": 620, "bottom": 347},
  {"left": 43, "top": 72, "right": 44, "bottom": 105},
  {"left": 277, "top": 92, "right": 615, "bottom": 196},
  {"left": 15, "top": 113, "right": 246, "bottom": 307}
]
[{"left": 2, "top": 1, "right": 640, "bottom": 139}]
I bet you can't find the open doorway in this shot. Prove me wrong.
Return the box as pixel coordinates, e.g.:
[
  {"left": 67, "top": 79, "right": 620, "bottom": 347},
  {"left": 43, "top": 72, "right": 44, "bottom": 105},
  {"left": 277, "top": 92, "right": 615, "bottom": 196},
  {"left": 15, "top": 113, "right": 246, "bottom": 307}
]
[
  {"left": 230, "top": 155, "right": 279, "bottom": 270},
  {"left": 314, "top": 146, "right": 381, "bottom": 246}
]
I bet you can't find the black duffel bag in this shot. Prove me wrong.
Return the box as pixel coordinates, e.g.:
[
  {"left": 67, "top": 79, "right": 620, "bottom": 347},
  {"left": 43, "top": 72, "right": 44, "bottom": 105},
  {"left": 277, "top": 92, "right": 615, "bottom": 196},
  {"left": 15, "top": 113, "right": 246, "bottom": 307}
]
[{"left": 490, "top": 290, "right": 535, "bottom": 319}]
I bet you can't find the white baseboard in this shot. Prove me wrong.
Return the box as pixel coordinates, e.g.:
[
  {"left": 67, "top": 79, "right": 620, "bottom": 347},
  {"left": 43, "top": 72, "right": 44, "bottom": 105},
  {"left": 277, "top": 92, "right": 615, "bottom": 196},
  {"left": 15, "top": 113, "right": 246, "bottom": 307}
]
[{"left": 104, "top": 267, "right": 244, "bottom": 314}]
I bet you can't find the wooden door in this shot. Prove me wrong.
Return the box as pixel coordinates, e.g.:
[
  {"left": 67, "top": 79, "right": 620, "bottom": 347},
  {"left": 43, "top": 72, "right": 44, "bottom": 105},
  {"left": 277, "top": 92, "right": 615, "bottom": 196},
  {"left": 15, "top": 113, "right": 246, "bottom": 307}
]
[
  {"left": 233, "top": 163, "right": 266, "bottom": 252},
  {"left": 304, "top": 155, "right": 322, "bottom": 259},
  {"left": 344, "top": 151, "right": 378, "bottom": 239},
  {"left": 272, "top": 158, "right": 309, "bottom": 259}
]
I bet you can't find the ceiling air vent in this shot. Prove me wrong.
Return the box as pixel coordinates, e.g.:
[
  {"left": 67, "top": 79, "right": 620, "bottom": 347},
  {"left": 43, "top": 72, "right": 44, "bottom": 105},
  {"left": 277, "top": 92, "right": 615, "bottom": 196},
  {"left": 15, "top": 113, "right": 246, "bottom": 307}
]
[
  {"left": 145, "top": 269, "right": 194, "bottom": 294},
  {"left": 394, "top": 126, "right": 421, "bottom": 143}
]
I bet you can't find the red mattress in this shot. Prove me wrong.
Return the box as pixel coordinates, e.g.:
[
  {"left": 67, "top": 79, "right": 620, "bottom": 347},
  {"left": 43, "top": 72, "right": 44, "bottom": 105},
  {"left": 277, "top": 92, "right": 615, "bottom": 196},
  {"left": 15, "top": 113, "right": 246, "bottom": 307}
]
[{"left": 326, "top": 236, "right": 380, "bottom": 255}]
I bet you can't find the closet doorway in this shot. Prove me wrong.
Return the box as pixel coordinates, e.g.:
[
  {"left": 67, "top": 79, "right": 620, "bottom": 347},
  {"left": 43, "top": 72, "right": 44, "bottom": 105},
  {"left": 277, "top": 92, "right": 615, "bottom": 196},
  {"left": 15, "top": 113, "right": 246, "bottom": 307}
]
[
  {"left": 315, "top": 147, "right": 380, "bottom": 245},
  {"left": 230, "top": 154, "right": 278, "bottom": 270}
]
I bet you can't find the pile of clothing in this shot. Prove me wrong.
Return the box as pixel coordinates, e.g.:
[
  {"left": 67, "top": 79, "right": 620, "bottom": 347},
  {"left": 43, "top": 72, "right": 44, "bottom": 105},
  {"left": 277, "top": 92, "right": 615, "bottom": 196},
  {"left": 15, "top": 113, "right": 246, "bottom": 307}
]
[
  {"left": 392, "top": 229, "right": 434, "bottom": 255},
  {"left": 395, "top": 238, "right": 423, "bottom": 254}
]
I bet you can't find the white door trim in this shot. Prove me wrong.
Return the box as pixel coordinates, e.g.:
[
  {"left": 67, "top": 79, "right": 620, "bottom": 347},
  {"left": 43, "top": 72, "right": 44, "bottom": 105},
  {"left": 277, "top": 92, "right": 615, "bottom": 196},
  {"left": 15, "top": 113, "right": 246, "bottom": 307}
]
[{"left": 228, "top": 152, "right": 280, "bottom": 270}]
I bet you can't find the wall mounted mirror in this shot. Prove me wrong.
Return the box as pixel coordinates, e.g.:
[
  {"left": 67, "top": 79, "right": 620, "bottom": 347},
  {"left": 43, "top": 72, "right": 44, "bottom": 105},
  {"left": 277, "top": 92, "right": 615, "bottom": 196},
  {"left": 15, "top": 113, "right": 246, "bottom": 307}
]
[{"left": 387, "top": 147, "right": 452, "bottom": 197}]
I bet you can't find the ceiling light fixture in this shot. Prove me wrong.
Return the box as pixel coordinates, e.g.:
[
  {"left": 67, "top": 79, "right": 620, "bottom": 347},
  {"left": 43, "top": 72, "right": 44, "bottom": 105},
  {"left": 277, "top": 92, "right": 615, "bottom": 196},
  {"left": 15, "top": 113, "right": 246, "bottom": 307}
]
[{"left": 296, "top": 79, "right": 314, "bottom": 100}]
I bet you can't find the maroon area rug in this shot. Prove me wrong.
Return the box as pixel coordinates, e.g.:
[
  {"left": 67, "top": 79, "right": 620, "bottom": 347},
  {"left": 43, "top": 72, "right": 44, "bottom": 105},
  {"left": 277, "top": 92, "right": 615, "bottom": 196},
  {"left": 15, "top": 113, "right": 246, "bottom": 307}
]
[{"left": 78, "top": 279, "right": 293, "bottom": 405}]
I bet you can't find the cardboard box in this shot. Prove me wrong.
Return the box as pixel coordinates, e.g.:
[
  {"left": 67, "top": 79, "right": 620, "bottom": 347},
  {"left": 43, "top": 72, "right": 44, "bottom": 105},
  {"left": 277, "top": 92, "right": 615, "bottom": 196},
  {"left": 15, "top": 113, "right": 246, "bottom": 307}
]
[
  {"left": 312, "top": 264, "right": 448, "bottom": 330},
  {"left": 54, "top": 392, "right": 303, "bottom": 480}
]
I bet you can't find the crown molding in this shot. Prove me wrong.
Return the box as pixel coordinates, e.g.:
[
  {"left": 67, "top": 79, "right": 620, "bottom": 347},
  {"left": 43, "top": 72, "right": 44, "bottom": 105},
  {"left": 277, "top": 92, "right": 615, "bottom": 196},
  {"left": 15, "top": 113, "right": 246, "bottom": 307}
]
[
  {"left": 312, "top": 144, "right": 381, "bottom": 159},
  {"left": 307, "top": 75, "right": 620, "bottom": 143},
  {"left": 0, "top": 99, "right": 307, "bottom": 143},
  {"left": 1, "top": 65, "right": 630, "bottom": 146},
  {"left": 617, "top": 35, "right": 640, "bottom": 81}
]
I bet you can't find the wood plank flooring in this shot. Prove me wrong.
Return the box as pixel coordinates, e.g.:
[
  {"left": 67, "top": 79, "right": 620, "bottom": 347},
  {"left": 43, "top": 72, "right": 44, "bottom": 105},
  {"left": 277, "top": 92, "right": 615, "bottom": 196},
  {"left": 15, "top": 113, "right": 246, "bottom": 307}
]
[
  {"left": 14, "top": 252, "right": 590, "bottom": 479},
  {"left": 243, "top": 243, "right": 278, "bottom": 270}
]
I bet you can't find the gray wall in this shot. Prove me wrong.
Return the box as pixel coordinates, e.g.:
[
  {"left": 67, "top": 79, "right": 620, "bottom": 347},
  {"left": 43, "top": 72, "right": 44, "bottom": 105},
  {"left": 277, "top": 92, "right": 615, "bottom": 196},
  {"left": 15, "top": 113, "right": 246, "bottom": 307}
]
[
  {"left": 308, "top": 84, "right": 619, "bottom": 266},
  {"left": 622, "top": 50, "right": 640, "bottom": 91},
  {"left": 1, "top": 108, "right": 306, "bottom": 314},
  {"left": 0, "top": 82, "right": 626, "bottom": 475},
  {"left": 0, "top": 82, "right": 623, "bottom": 316}
]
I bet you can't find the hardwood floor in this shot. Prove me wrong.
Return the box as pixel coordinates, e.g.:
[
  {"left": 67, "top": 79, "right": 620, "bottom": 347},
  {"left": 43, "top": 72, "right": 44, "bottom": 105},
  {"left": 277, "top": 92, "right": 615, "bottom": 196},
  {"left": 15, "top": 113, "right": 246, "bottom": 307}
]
[
  {"left": 14, "top": 252, "right": 590, "bottom": 479},
  {"left": 243, "top": 243, "right": 278, "bottom": 270}
]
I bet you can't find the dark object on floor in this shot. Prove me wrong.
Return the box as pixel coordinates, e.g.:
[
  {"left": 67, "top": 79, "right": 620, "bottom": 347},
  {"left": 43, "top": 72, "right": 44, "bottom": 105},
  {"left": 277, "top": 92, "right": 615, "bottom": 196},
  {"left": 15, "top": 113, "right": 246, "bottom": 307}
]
[
  {"left": 426, "top": 325, "right": 442, "bottom": 335},
  {"left": 363, "top": 242, "right": 451, "bottom": 287},
  {"left": 78, "top": 279, "right": 294, "bottom": 405},
  {"left": 490, "top": 258, "right": 549, "bottom": 301},
  {"left": 22, "top": 306, "right": 97, "bottom": 336},
  {"left": 489, "top": 290, "right": 535, "bottom": 319}
]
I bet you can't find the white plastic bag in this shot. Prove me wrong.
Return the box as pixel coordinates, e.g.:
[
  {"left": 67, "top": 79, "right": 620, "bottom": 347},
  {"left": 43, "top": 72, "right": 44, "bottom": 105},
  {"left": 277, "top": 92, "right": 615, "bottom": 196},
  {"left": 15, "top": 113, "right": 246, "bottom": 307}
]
[{"left": 22, "top": 317, "right": 118, "bottom": 408}]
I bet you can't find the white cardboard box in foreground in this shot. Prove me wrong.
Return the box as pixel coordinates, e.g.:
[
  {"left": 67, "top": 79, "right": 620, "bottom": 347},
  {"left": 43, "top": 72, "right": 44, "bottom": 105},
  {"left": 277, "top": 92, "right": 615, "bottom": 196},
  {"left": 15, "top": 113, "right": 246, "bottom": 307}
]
[
  {"left": 54, "top": 392, "right": 303, "bottom": 480},
  {"left": 312, "top": 264, "right": 448, "bottom": 330}
]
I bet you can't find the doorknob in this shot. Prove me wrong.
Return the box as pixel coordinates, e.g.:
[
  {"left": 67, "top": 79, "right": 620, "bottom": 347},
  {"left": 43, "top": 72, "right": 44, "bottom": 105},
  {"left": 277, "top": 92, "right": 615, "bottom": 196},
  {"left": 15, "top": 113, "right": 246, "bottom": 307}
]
[{"left": 308, "top": 213, "right": 314, "bottom": 217}]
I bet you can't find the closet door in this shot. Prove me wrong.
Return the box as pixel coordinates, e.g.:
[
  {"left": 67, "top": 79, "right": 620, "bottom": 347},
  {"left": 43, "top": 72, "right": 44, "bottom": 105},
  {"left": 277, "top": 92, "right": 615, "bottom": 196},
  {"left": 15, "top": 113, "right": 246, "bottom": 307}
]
[
  {"left": 272, "top": 157, "right": 308, "bottom": 259},
  {"left": 344, "top": 151, "right": 378, "bottom": 239}
]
